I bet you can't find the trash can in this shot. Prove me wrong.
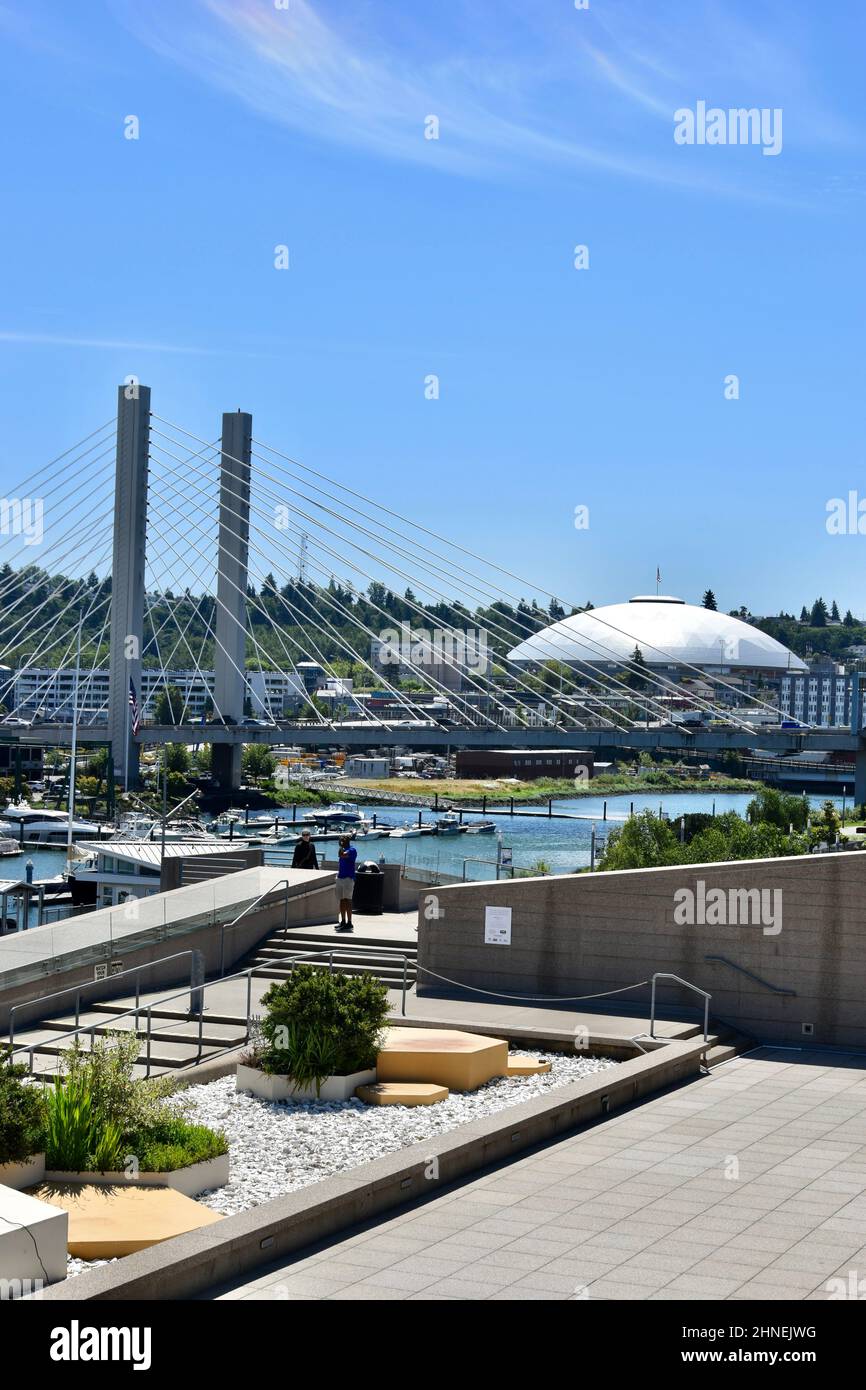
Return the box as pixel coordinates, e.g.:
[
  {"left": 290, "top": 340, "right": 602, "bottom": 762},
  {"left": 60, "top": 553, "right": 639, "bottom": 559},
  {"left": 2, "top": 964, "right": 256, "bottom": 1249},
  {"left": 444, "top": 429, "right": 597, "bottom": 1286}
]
[{"left": 352, "top": 860, "right": 384, "bottom": 915}]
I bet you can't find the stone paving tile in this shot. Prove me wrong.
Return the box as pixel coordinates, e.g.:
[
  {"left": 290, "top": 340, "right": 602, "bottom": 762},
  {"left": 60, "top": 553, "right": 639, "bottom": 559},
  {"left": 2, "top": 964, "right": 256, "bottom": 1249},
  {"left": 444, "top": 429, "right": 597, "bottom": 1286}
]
[
  {"left": 204, "top": 1048, "right": 866, "bottom": 1302},
  {"left": 327, "top": 1283, "right": 412, "bottom": 1300}
]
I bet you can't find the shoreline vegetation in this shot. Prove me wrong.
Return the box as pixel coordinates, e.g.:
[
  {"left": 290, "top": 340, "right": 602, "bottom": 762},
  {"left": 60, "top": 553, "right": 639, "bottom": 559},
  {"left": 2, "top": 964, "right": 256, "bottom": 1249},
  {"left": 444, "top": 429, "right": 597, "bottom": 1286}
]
[{"left": 319, "top": 770, "right": 761, "bottom": 806}]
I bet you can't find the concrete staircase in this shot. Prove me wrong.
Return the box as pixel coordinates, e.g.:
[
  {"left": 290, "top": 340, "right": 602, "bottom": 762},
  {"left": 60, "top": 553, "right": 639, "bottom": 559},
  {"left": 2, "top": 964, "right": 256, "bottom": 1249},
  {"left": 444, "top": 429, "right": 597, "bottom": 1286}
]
[
  {"left": 667, "top": 1018, "right": 754, "bottom": 1069},
  {"left": 243, "top": 928, "right": 418, "bottom": 992},
  {"left": 6, "top": 1003, "right": 250, "bottom": 1081}
]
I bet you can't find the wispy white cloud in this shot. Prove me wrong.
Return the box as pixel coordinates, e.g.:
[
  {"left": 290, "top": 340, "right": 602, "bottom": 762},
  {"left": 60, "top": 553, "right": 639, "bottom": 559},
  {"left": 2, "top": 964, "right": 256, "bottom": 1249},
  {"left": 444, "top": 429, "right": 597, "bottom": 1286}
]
[
  {"left": 0, "top": 330, "right": 227, "bottom": 356},
  {"left": 106, "top": 0, "right": 848, "bottom": 202}
]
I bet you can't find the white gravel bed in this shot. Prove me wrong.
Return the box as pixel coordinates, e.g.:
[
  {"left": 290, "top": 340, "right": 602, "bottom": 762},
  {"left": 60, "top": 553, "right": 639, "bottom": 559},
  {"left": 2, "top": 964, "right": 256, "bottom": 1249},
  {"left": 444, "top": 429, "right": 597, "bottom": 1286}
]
[{"left": 171, "top": 1052, "right": 617, "bottom": 1217}]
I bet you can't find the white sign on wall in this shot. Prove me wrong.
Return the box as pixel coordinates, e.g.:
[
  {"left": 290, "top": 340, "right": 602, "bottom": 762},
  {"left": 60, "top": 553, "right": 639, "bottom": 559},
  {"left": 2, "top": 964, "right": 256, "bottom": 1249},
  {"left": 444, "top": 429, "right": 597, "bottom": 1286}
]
[{"left": 484, "top": 905, "right": 512, "bottom": 945}]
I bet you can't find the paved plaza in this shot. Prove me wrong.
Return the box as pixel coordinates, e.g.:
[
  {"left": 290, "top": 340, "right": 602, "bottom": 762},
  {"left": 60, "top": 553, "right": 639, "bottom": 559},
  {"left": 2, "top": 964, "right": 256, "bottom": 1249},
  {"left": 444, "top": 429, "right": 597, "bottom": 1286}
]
[{"left": 206, "top": 1048, "right": 866, "bottom": 1301}]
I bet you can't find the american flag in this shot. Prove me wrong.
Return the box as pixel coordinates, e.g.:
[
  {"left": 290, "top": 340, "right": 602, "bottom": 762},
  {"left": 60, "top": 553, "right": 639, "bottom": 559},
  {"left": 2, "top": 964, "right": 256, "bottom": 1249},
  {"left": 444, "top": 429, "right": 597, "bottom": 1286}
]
[{"left": 128, "top": 678, "right": 140, "bottom": 736}]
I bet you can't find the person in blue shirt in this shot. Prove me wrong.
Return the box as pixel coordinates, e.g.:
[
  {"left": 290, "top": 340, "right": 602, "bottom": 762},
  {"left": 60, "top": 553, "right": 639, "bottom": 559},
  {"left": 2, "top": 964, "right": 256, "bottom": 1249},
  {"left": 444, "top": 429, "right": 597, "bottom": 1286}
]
[{"left": 336, "top": 835, "right": 357, "bottom": 932}]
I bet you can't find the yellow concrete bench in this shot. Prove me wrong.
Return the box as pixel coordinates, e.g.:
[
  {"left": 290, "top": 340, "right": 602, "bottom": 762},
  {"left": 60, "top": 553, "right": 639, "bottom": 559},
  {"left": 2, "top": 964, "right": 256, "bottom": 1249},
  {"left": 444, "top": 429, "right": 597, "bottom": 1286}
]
[
  {"left": 376, "top": 1027, "right": 508, "bottom": 1092},
  {"left": 28, "top": 1182, "right": 223, "bottom": 1260},
  {"left": 356, "top": 1081, "right": 449, "bottom": 1106}
]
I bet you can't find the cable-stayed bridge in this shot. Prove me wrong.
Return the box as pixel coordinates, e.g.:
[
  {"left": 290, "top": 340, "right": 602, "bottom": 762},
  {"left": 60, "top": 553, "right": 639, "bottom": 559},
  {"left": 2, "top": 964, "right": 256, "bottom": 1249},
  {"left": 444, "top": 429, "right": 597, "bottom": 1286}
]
[{"left": 2, "top": 384, "right": 865, "bottom": 796}]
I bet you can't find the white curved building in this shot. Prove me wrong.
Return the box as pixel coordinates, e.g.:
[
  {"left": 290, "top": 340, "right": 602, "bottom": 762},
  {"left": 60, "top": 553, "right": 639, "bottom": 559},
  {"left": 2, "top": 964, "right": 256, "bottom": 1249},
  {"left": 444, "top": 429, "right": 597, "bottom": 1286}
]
[{"left": 506, "top": 595, "right": 807, "bottom": 676}]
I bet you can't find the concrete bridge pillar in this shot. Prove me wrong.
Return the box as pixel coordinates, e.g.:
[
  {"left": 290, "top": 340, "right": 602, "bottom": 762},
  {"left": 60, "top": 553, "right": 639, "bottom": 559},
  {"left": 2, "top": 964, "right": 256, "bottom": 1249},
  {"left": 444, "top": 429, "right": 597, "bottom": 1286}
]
[
  {"left": 108, "top": 383, "right": 150, "bottom": 790},
  {"left": 212, "top": 410, "right": 252, "bottom": 791}
]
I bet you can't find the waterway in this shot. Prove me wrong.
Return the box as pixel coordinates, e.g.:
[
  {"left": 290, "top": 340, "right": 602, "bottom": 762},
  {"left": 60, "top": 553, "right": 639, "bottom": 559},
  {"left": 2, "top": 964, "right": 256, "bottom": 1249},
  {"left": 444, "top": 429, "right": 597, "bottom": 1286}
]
[{"left": 2, "top": 789, "right": 852, "bottom": 923}]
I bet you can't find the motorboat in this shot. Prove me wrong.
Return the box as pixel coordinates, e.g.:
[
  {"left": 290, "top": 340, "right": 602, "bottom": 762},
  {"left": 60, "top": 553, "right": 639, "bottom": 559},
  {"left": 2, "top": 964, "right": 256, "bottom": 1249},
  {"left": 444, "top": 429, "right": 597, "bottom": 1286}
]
[
  {"left": 463, "top": 820, "right": 497, "bottom": 834},
  {"left": 301, "top": 801, "right": 363, "bottom": 826},
  {"left": 1, "top": 801, "right": 100, "bottom": 844},
  {"left": 388, "top": 822, "right": 422, "bottom": 839},
  {"left": 434, "top": 812, "right": 462, "bottom": 835}
]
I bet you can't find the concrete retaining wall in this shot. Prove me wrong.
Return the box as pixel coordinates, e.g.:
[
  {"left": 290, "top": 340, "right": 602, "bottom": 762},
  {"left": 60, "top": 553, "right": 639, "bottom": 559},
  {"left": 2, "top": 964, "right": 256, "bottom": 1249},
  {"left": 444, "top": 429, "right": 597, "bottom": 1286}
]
[
  {"left": 0, "top": 876, "right": 336, "bottom": 1035},
  {"left": 417, "top": 853, "right": 866, "bottom": 1048}
]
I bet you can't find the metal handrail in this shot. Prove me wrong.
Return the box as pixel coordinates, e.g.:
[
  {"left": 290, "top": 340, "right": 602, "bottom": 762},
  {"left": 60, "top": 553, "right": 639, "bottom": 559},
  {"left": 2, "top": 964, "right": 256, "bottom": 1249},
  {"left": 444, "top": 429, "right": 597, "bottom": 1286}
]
[
  {"left": 649, "top": 972, "right": 711, "bottom": 1043},
  {"left": 9, "top": 949, "right": 322, "bottom": 1079},
  {"left": 9, "top": 944, "right": 411, "bottom": 1078},
  {"left": 8, "top": 949, "right": 197, "bottom": 1051},
  {"left": 218, "top": 878, "right": 337, "bottom": 976},
  {"left": 704, "top": 955, "right": 796, "bottom": 997}
]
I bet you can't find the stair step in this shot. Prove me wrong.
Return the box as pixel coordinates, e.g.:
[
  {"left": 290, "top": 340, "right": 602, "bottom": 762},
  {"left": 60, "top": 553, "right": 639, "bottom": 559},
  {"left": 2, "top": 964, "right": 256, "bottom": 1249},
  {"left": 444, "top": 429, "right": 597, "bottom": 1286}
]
[
  {"left": 276, "top": 934, "right": 416, "bottom": 951},
  {"left": 21, "top": 1042, "right": 231, "bottom": 1070},
  {"left": 256, "top": 947, "right": 413, "bottom": 965},
  {"left": 250, "top": 962, "right": 415, "bottom": 983},
  {"left": 704, "top": 1043, "right": 743, "bottom": 1067},
  {"left": 96, "top": 1003, "right": 248, "bottom": 1027}
]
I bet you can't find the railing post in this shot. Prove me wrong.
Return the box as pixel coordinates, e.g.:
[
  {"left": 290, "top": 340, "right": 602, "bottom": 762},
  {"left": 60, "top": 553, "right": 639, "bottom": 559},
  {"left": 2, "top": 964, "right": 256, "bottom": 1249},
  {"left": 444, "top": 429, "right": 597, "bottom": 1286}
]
[
  {"left": 402, "top": 955, "right": 407, "bottom": 1016},
  {"left": 146, "top": 1010, "right": 152, "bottom": 1079},
  {"left": 649, "top": 976, "right": 657, "bottom": 1040},
  {"left": 246, "top": 971, "right": 252, "bottom": 1042},
  {"left": 75, "top": 989, "right": 80, "bottom": 1031}
]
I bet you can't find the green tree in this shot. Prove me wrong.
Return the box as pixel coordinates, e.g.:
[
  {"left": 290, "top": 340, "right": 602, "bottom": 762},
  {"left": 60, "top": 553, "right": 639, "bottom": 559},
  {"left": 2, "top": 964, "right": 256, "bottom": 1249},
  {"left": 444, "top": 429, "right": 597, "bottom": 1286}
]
[
  {"left": 242, "top": 744, "right": 275, "bottom": 785},
  {"left": 599, "top": 811, "right": 681, "bottom": 870},
  {"left": 153, "top": 685, "right": 188, "bottom": 725},
  {"left": 810, "top": 597, "right": 828, "bottom": 627},
  {"left": 164, "top": 743, "right": 190, "bottom": 774},
  {"left": 702, "top": 589, "right": 718, "bottom": 611}
]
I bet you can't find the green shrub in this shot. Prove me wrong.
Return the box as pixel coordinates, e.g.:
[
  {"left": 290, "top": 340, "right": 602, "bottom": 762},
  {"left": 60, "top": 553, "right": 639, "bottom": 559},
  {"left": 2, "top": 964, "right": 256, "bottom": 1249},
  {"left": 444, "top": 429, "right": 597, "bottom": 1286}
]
[
  {"left": 45, "top": 1031, "right": 225, "bottom": 1174},
  {"left": 266, "top": 1021, "right": 342, "bottom": 1097},
  {"left": 0, "top": 1055, "right": 47, "bottom": 1165},
  {"left": 58, "top": 1032, "right": 173, "bottom": 1135},
  {"left": 134, "top": 1117, "right": 227, "bottom": 1173},
  {"left": 44, "top": 1073, "right": 124, "bottom": 1172},
  {"left": 260, "top": 965, "right": 390, "bottom": 1081}
]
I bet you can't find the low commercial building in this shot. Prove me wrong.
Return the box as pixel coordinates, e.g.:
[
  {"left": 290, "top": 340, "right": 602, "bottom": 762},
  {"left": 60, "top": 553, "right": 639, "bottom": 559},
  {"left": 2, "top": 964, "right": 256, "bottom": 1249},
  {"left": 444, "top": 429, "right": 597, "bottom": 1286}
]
[
  {"left": 344, "top": 756, "right": 391, "bottom": 778},
  {"left": 455, "top": 748, "right": 594, "bottom": 780}
]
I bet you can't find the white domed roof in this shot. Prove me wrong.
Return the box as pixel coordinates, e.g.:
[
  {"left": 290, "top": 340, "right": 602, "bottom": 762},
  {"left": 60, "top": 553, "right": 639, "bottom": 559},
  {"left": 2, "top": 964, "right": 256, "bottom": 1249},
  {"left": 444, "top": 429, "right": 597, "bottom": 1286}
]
[{"left": 507, "top": 596, "right": 807, "bottom": 673}]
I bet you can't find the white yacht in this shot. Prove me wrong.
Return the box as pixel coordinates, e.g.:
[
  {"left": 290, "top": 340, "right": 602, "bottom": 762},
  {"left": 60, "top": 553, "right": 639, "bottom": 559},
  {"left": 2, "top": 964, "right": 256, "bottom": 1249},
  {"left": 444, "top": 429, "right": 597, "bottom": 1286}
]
[
  {"left": 1, "top": 801, "right": 100, "bottom": 844},
  {"left": 389, "top": 823, "right": 422, "bottom": 839},
  {"left": 301, "top": 801, "right": 363, "bottom": 827}
]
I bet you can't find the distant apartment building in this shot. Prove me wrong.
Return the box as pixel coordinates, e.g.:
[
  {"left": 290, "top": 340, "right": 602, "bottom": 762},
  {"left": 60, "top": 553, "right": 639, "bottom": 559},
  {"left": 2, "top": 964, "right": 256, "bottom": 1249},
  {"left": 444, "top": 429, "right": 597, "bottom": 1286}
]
[
  {"left": 780, "top": 671, "right": 866, "bottom": 728},
  {"left": 12, "top": 666, "right": 311, "bottom": 723}
]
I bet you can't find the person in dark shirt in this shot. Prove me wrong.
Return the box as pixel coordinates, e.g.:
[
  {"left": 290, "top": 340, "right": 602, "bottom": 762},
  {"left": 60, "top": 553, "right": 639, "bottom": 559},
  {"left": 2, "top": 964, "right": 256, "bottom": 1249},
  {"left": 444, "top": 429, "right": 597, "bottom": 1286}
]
[
  {"left": 291, "top": 830, "right": 319, "bottom": 870},
  {"left": 336, "top": 835, "right": 357, "bottom": 931}
]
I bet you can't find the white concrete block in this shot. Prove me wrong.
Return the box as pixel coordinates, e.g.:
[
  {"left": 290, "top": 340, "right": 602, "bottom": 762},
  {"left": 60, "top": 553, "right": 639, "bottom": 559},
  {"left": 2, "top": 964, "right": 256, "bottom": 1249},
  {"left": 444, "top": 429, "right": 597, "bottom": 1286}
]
[{"left": 0, "top": 1184, "right": 67, "bottom": 1294}]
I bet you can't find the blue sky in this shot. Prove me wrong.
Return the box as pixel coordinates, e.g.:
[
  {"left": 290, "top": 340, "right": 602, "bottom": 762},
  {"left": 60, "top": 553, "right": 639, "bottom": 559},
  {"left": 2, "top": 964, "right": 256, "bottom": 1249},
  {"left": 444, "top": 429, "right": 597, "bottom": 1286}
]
[{"left": 0, "top": 0, "right": 864, "bottom": 618}]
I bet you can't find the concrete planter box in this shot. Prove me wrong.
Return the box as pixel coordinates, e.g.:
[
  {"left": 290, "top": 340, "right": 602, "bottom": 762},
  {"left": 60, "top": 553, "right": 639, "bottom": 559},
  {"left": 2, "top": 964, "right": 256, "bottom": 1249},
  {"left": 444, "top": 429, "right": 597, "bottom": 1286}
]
[
  {"left": 0, "top": 1153, "right": 46, "bottom": 1190},
  {"left": 0, "top": 1184, "right": 67, "bottom": 1290},
  {"left": 237, "top": 1062, "right": 376, "bottom": 1103},
  {"left": 44, "top": 1153, "right": 228, "bottom": 1199}
]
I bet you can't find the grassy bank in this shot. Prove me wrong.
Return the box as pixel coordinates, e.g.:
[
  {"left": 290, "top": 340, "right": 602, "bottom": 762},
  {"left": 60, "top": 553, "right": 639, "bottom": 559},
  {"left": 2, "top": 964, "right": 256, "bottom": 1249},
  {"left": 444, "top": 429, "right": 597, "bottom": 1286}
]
[{"left": 331, "top": 771, "right": 760, "bottom": 805}]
